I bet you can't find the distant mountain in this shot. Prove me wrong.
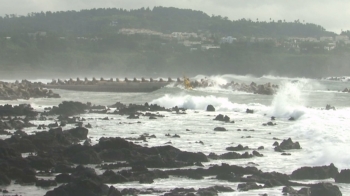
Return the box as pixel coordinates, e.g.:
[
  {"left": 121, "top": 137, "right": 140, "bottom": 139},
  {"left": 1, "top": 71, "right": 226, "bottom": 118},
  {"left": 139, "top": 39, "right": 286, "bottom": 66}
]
[{"left": 0, "top": 6, "right": 335, "bottom": 38}]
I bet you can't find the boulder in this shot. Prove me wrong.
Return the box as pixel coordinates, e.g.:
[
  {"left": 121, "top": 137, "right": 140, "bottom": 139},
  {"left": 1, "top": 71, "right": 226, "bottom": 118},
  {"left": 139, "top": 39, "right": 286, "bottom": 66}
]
[
  {"left": 291, "top": 163, "right": 339, "bottom": 180},
  {"left": 206, "top": 105, "right": 215, "bottom": 112},
  {"left": 55, "top": 173, "right": 72, "bottom": 183},
  {"left": 226, "top": 144, "right": 248, "bottom": 151},
  {"left": 274, "top": 138, "right": 301, "bottom": 151},
  {"left": 310, "top": 183, "right": 342, "bottom": 196},
  {"left": 101, "top": 170, "right": 128, "bottom": 184},
  {"left": 335, "top": 169, "right": 350, "bottom": 183},
  {"left": 44, "top": 179, "right": 109, "bottom": 196},
  {"left": 213, "top": 114, "right": 230, "bottom": 122},
  {"left": 66, "top": 127, "right": 89, "bottom": 140},
  {"left": 176, "top": 151, "right": 208, "bottom": 163},
  {"left": 36, "top": 179, "right": 58, "bottom": 187},
  {"left": 246, "top": 109, "right": 254, "bottom": 114},
  {"left": 214, "top": 127, "right": 227, "bottom": 131},
  {"left": 237, "top": 182, "right": 263, "bottom": 191},
  {"left": 64, "top": 145, "right": 101, "bottom": 164}
]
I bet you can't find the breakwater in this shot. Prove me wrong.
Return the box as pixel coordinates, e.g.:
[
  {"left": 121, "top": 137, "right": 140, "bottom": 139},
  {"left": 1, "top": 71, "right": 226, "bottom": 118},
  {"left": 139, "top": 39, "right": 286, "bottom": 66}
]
[{"left": 45, "top": 77, "right": 179, "bottom": 93}]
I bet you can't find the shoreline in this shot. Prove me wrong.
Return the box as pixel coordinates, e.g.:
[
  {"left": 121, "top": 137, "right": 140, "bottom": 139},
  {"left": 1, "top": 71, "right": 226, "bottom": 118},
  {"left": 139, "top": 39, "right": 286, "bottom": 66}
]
[{"left": 0, "top": 101, "right": 347, "bottom": 196}]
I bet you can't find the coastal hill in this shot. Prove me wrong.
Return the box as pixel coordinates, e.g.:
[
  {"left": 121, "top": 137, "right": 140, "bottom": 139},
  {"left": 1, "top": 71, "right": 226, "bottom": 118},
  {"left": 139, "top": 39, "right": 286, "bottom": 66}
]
[
  {"left": 0, "top": 7, "right": 335, "bottom": 38},
  {"left": 0, "top": 7, "right": 349, "bottom": 78}
]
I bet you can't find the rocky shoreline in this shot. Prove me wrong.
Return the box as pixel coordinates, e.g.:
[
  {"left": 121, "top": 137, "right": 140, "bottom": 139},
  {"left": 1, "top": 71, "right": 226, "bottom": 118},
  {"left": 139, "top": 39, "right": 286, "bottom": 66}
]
[
  {"left": 0, "top": 101, "right": 346, "bottom": 196},
  {"left": 0, "top": 80, "right": 60, "bottom": 100}
]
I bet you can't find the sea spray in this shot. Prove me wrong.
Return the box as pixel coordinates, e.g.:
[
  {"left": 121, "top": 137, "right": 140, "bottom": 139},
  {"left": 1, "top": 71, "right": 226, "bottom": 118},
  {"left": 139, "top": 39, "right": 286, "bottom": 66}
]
[
  {"left": 269, "top": 80, "right": 309, "bottom": 119},
  {"left": 150, "top": 94, "right": 237, "bottom": 110},
  {"left": 150, "top": 93, "right": 265, "bottom": 112}
]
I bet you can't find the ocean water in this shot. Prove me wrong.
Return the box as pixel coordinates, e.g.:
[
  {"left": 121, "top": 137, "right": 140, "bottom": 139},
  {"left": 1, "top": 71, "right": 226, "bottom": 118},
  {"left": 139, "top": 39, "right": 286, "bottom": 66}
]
[{"left": 1, "top": 74, "right": 350, "bottom": 195}]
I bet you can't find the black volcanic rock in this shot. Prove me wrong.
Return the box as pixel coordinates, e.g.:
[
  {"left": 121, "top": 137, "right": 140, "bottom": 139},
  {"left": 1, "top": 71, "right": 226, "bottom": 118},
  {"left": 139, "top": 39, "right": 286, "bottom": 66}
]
[
  {"left": 291, "top": 163, "right": 339, "bottom": 180},
  {"left": 0, "top": 173, "right": 11, "bottom": 185},
  {"left": 64, "top": 145, "right": 101, "bottom": 164},
  {"left": 36, "top": 179, "right": 58, "bottom": 187},
  {"left": 310, "top": 183, "right": 342, "bottom": 196},
  {"left": 48, "top": 101, "right": 89, "bottom": 116},
  {"left": 206, "top": 105, "right": 215, "bottom": 112},
  {"left": 26, "top": 156, "right": 55, "bottom": 171},
  {"left": 55, "top": 173, "right": 72, "bottom": 183},
  {"left": 214, "top": 114, "right": 230, "bottom": 122},
  {"left": 44, "top": 179, "right": 109, "bottom": 196},
  {"left": 238, "top": 182, "right": 263, "bottom": 191},
  {"left": 226, "top": 144, "right": 248, "bottom": 151},
  {"left": 335, "top": 169, "right": 350, "bottom": 183},
  {"left": 176, "top": 151, "right": 208, "bottom": 163},
  {"left": 274, "top": 138, "right": 301, "bottom": 151},
  {"left": 0, "top": 104, "right": 38, "bottom": 117},
  {"left": 101, "top": 170, "right": 128, "bottom": 184},
  {"left": 66, "top": 127, "right": 89, "bottom": 140},
  {"left": 214, "top": 127, "right": 227, "bottom": 131},
  {"left": 246, "top": 109, "right": 254, "bottom": 114}
]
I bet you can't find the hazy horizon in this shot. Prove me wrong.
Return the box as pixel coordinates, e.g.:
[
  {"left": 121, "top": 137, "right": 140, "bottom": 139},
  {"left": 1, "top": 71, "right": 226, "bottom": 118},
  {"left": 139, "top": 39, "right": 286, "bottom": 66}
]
[{"left": 0, "top": 0, "right": 349, "bottom": 34}]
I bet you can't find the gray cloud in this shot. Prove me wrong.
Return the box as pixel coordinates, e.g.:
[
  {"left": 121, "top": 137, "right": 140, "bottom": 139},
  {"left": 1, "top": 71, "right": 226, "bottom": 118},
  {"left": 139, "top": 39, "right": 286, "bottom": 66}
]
[{"left": 0, "top": 0, "right": 349, "bottom": 33}]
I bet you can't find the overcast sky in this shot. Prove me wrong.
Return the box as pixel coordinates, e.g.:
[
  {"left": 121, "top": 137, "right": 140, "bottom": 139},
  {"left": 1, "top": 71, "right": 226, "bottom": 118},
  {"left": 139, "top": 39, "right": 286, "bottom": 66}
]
[{"left": 1, "top": 0, "right": 349, "bottom": 33}]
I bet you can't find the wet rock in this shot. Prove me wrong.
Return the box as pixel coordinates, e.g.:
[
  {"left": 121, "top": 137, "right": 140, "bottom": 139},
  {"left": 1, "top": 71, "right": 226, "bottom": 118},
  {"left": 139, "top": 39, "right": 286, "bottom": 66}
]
[
  {"left": 310, "top": 182, "right": 342, "bottom": 196},
  {"left": 281, "top": 153, "right": 291, "bottom": 156},
  {"left": 282, "top": 186, "right": 297, "bottom": 194},
  {"left": 176, "top": 151, "right": 208, "bottom": 163},
  {"left": 197, "top": 187, "right": 218, "bottom": 196},
  {"left": 48, "top": 101, "right": 89, "bottom": 116},
  {"left": 274, "top": 138, "right": 301, "bottom": 152},
  {"left": 54, "top": 163, "right": 75, "bottom": 173},
  {"left": 127, "top": 114, "right": 139, "bottom": 119},
  {"left": 107, "top": 186, "right": 122, "bottom": 196},
  {"left": 335, "top": 169, "right": 350, "bottom": 183},
  {"left": 326, "top": 104, "right": 336, "bottom": 110},
  {"left": 26, "top": 156, "right": 55, "bottom": 171},
  {"left": 55, "top": 173, "right": 72, "bottom": 183},
  {"left": 246, "top": 109, "right": 254, "bottom": 114},
  {"left": 252, "top": 150, "right": 263, "bottom": 157},
  {"left": 101, "top": 170, "right": 128, "bottom": 184},
  {"left": 35, "top": 179, "right": 58, "bottom": 187},
  {"left": 289, "top": 117, "right": 296, "bottom": 121},
  {"left": 0, "top": 173, "right": 11, "bottom": 185},
  {"left": 216, "top": 173, "right": 240, "bottom": 182},
  {"left": 85, "top": 123, "right": 92, "bottom": 128},
  {"left": 206, "top": 105, "right": 215, "bottom": 112},
  {"left": 213, "top": 114, "right": 230, "bottom": 122},
  {"left": 238, "top": 182, "right": 263, "bottom": 191},
  {"left": 291, "top": 163, "right": 339, "bottom": 180},
  {"left": 214, "top": 127, "right": 227, "bottom": 131},
  {"left": 219, "top": 152, "right": 253, "bottom": 159},
  {"left": 66, "top": 127, "right": 89, "bottom": 140},
  {"left": 44, "top": 179, "right": 109, "bottom": 196},
  {"left": 64, "top": 145, "right": 101, "bottom": 164},
  {"left": 226, "top": 144, "right": 248, "bottom": 151},
  {"left": 0, "top": 104, "right": 38, "bottom": 117}
]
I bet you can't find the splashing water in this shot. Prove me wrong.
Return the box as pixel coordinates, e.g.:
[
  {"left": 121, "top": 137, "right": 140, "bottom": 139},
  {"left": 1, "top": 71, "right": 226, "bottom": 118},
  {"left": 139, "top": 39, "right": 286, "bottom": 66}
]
[{"left": 269, "top": 80, "right": 308, "bottom": 119}]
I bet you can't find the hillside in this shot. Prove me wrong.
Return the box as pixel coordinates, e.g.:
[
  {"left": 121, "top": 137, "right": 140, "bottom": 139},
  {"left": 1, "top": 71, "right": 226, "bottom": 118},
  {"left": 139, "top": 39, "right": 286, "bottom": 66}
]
[
  {"left": 1, "top": 7, "right": 350, "bottom": 79},
  {"left": 0, "top": 7, "right": 335, "bottom": 38}
]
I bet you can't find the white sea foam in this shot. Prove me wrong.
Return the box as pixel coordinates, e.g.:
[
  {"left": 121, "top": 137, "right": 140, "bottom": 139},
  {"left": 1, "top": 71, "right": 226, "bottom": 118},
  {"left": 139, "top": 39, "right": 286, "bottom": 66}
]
[
  {"left": 150, "top": 93, "right": 266, "bottom": 113},
  {"left": 269, "top": 81, "right": 307, "bottom": 119}
]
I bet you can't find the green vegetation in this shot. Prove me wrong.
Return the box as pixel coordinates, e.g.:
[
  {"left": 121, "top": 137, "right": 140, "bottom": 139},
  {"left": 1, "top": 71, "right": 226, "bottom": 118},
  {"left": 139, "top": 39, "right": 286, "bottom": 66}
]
[{"left": 0, "top": 7, "right": 349, "bottom": 78}]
